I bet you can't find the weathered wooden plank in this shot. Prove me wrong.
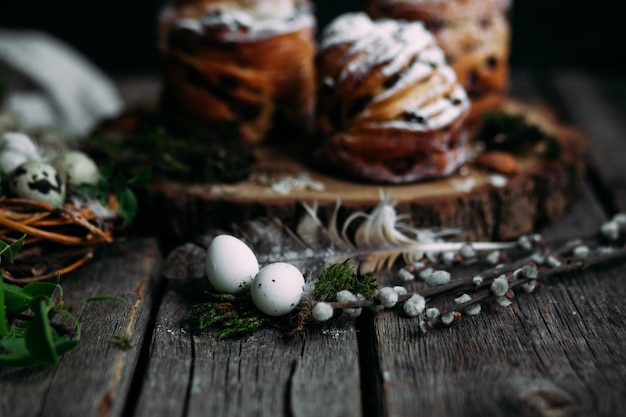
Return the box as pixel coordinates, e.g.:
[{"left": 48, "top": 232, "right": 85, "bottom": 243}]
[
  {"left": 135, "top": 222, "right": 363, "bottom": 417},
  {"left": 0, "top": 238, "right": 161, "bottom": 417},
  {"left": 133, "top": 277, "right": 362, "bottom": 417},
  {"left": 369, "top": 183, "right": 626, "bottom": 417},
  {"left": 549, "top": 70, "right": 626, "bottom": 212}
]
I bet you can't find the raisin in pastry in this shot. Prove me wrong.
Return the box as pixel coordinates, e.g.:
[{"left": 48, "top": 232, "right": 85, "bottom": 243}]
[
  {"left": 158, "top": 0, "right": 316, "bottom": 143},
  {"left": 315, "top": 13, "right": 471, "bottom": 183},
  {"left": 366, "top": 0, "right": 511, "bottom": 121}
]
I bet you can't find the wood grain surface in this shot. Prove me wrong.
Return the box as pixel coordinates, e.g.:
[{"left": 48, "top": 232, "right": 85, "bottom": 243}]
[
  {"left": 369, "top": 184, "right": 626, "bottom": 417},
  {"left": 2, "top": 70, "right": 626, "bottom": 417},
  {"left": 140, "top": 99, "right": 586, "bottom": 252},
  {"left": 134, "top": 237, "right": 363, "bottom": 417},
  {"left": 0, "top": 239, "right": 161, "bottom": 417}
]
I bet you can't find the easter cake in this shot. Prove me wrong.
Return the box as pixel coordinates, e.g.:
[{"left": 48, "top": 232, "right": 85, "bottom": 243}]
[
  {"left": 103, "top": 4, "right": 585, "bottom": 249},
  {"left": 314, "top": 13, "right": 471, "bottom": 183},
  {"left": 365, "top": 0, "right": 511, "bottom": 120},
  {"left": 158, "top": 0, "right": 316, "bottom": 143}
]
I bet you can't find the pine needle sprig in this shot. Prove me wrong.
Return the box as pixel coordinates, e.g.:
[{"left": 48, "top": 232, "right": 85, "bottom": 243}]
[{"left": 192, "top": 290, "right": 269, "bottom": 340}]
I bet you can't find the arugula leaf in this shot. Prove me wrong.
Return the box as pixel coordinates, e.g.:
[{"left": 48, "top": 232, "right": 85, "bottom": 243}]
[
  {"left": 1, "top": 237, "right": 123, "bottom": 367},
  {"left": 126, "top": 168, "right": 152, "bottom": 188},
  {"left": 118, "top": 187, "right": 138, "bottom": 225},
  {"left": 25, "top": 298, "right": 59, "bottom": 365},
  {"left": 52, "top": 310, "right": 80, "bottom": 356},
  {"left": 0, "top": 337, "right": 38, "bottom": 367},
  {"left": 0, "top": 236, "right": 26, "bottom": 264},
  {"left": 23, "top": 282, "right": 60, "bottom": 301},
  {"left": 2, "top": 283, "right": 32, "bottom": 312}
]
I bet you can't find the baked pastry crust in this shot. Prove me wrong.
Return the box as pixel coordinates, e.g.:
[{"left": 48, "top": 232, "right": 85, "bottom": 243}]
[
  {"left": 158, "top": 0, "right": 316, "bottom": 143},
  {"left": 366, "top": 0, "right": 511, "bottom": 120},
  {"left": 315, "top": 13, "right": 471, "bottom": 183}
]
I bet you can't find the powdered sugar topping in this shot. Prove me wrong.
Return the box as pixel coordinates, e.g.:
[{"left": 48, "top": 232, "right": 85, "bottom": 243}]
[
  {"left": 319, "top": 12, "right": 470, "bottom": 129},
  {"left": 163, "top": 1, "right": 314, "bottom": 41}
]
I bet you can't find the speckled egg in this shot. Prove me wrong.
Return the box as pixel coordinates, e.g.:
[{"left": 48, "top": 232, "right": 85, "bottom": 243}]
[
  {"left": 52, "top": 150, "right": 100, "bottom": 189},
  {"left": 0, "top": 132, "right": 42, "bottom": 173},
  {"left": 206, "top": 234, "right": 259, "bottom": 294},
  {"left": 9, "top": 161, "right": 66, "bottom": 206},
  {"left": 251, "top": 262, "right": 305, "bottom": 316}
]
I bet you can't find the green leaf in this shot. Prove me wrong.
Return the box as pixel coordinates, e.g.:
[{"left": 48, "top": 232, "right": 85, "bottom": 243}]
[
  {"left": 23, "top": 282, "right": 60, "bottom": 301},
  {"left": 25, "top": 299, "right": 59, "bottom": 365},
  {"left": 113, "top": 170, "right": 127, "bottom": 194},
  {"left": 99, "top": 162, "right": 115, "bottom": 181},
  {"left": 52, "top": 333, "right": 79, "bottom": 357},
  {"left": 117, "top": 187, "right": 138, "bottom": 224},
  {"left": 0, "top": 241, "right": 9, "bottom": 258},
  {"left": 52, "top": 310, "right": 81, "bottom": 356},
  {"left": 0, "top": 235, "right": 26, "bottom": 264},
  {"left": 126, "top": 168, "right": 152, "bottom": 188},
  {"left": 0, "top": 337, "right": 38, "bottom": 367},
  {"left": 3, "top": 283, "right": 33, "bottom": 312}
]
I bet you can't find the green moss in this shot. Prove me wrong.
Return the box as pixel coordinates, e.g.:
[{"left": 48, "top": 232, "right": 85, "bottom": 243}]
[
  {"left": 192, "top": 261, "right": 378, "bottom": 339},
  {"left": 313, "top": 259, "right": 378, "bottom": 302},
  {"left": 85, "top": 120, "right": 256, "bottom": 184},
  {"left": 475, "top": 111, "right": 561, "bottom": 159},
  {"left": 192, "top": 290, "right": 268, "bottom": 340},
  {"left": 111, "top": 334, "right": 135, "bottom": 350}
]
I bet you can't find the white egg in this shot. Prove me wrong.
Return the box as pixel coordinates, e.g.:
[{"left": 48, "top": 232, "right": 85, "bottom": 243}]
[
  {"left": 251, "top": 262, "right": 305, "bottom": 316},
  {"left": 9, "top": 161, "right": 66, "bottom": 207},
  {"left": 52, "top": 150, "right": 101, "bottom": 189},
  {"left": 206, "top": 234, "right": 259, "bottom": 294},
  {"left": 0, "top": 132, "right": 42, "bottom": 173}
]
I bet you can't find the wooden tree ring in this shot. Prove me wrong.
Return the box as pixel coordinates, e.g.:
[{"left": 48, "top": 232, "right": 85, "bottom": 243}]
[{"left": 139, "top": 100, "right": 586, "bottom": 251}]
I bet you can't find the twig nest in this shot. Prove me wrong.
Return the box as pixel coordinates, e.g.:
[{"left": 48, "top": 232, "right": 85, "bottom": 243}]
[
  {"left": 0, "top": 132, "right": 42, "bottom": 173},
  {"left": 9, "top": 160, "right": 66, "bottom": 206},
  {"left": 52, "top": 150, "right": 101, "bottom": 189},
  {"left": 251, "top": 262, "right": 305, "bottom": 316},
  {"left": 206, "top": 234, "right": 259, "bottom": 294}
]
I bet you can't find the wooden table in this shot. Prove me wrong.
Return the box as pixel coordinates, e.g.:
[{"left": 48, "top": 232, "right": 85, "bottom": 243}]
[{"left": 2, "top": 68, "right": 626, "bottom": 417}]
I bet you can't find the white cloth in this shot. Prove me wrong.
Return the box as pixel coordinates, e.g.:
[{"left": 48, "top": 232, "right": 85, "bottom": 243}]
[{"left": 0, "top": 30, "right": 123, "bottom": 140}]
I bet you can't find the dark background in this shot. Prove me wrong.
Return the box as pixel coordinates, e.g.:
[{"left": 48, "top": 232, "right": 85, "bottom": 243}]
[{"left": 0, "top": 0, "right": 623, "bottom": 76}]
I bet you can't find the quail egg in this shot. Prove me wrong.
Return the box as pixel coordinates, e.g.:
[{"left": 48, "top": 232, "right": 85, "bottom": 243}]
[
  {"left": 206, "top": 234, "right": 259, "bottom": 294},
  {"left": 52, "top": 150, "right": 101, "bottom": 189},
  {"left": 9, "top": 160, "right": 66, "bottom": 206},
  {"left": 0, "top": 132, "right": 42, "bottom": 173},
  {"left": 251, "top": 262, "right": 305, "bottom": 316}
]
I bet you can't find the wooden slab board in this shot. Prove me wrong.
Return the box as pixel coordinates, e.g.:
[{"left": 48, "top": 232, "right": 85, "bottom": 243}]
[
  {"left": 140, "top": 100, "right": 586, "bottom": 250},
  {"left": 370, "top": 183, "right": 626, "bottom": 417},
  {"left": 0, "top": 238, "right": 162, "bottom": 417},
  {"left": 133, "top": 278, "right": 363, "bottom": 417}
]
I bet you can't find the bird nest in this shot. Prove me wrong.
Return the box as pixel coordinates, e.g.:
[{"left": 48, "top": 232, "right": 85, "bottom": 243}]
[{"left": 0, "top": 196, "right": 119, "bottom": 283}]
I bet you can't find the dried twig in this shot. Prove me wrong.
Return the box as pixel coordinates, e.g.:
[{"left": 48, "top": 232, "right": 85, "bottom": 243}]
[
  {"left": 1, "top": 197, "right": 117, "bottom": 282},
  {"left": 314, "top": 213, "right": 626, "bottom": 332}
]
